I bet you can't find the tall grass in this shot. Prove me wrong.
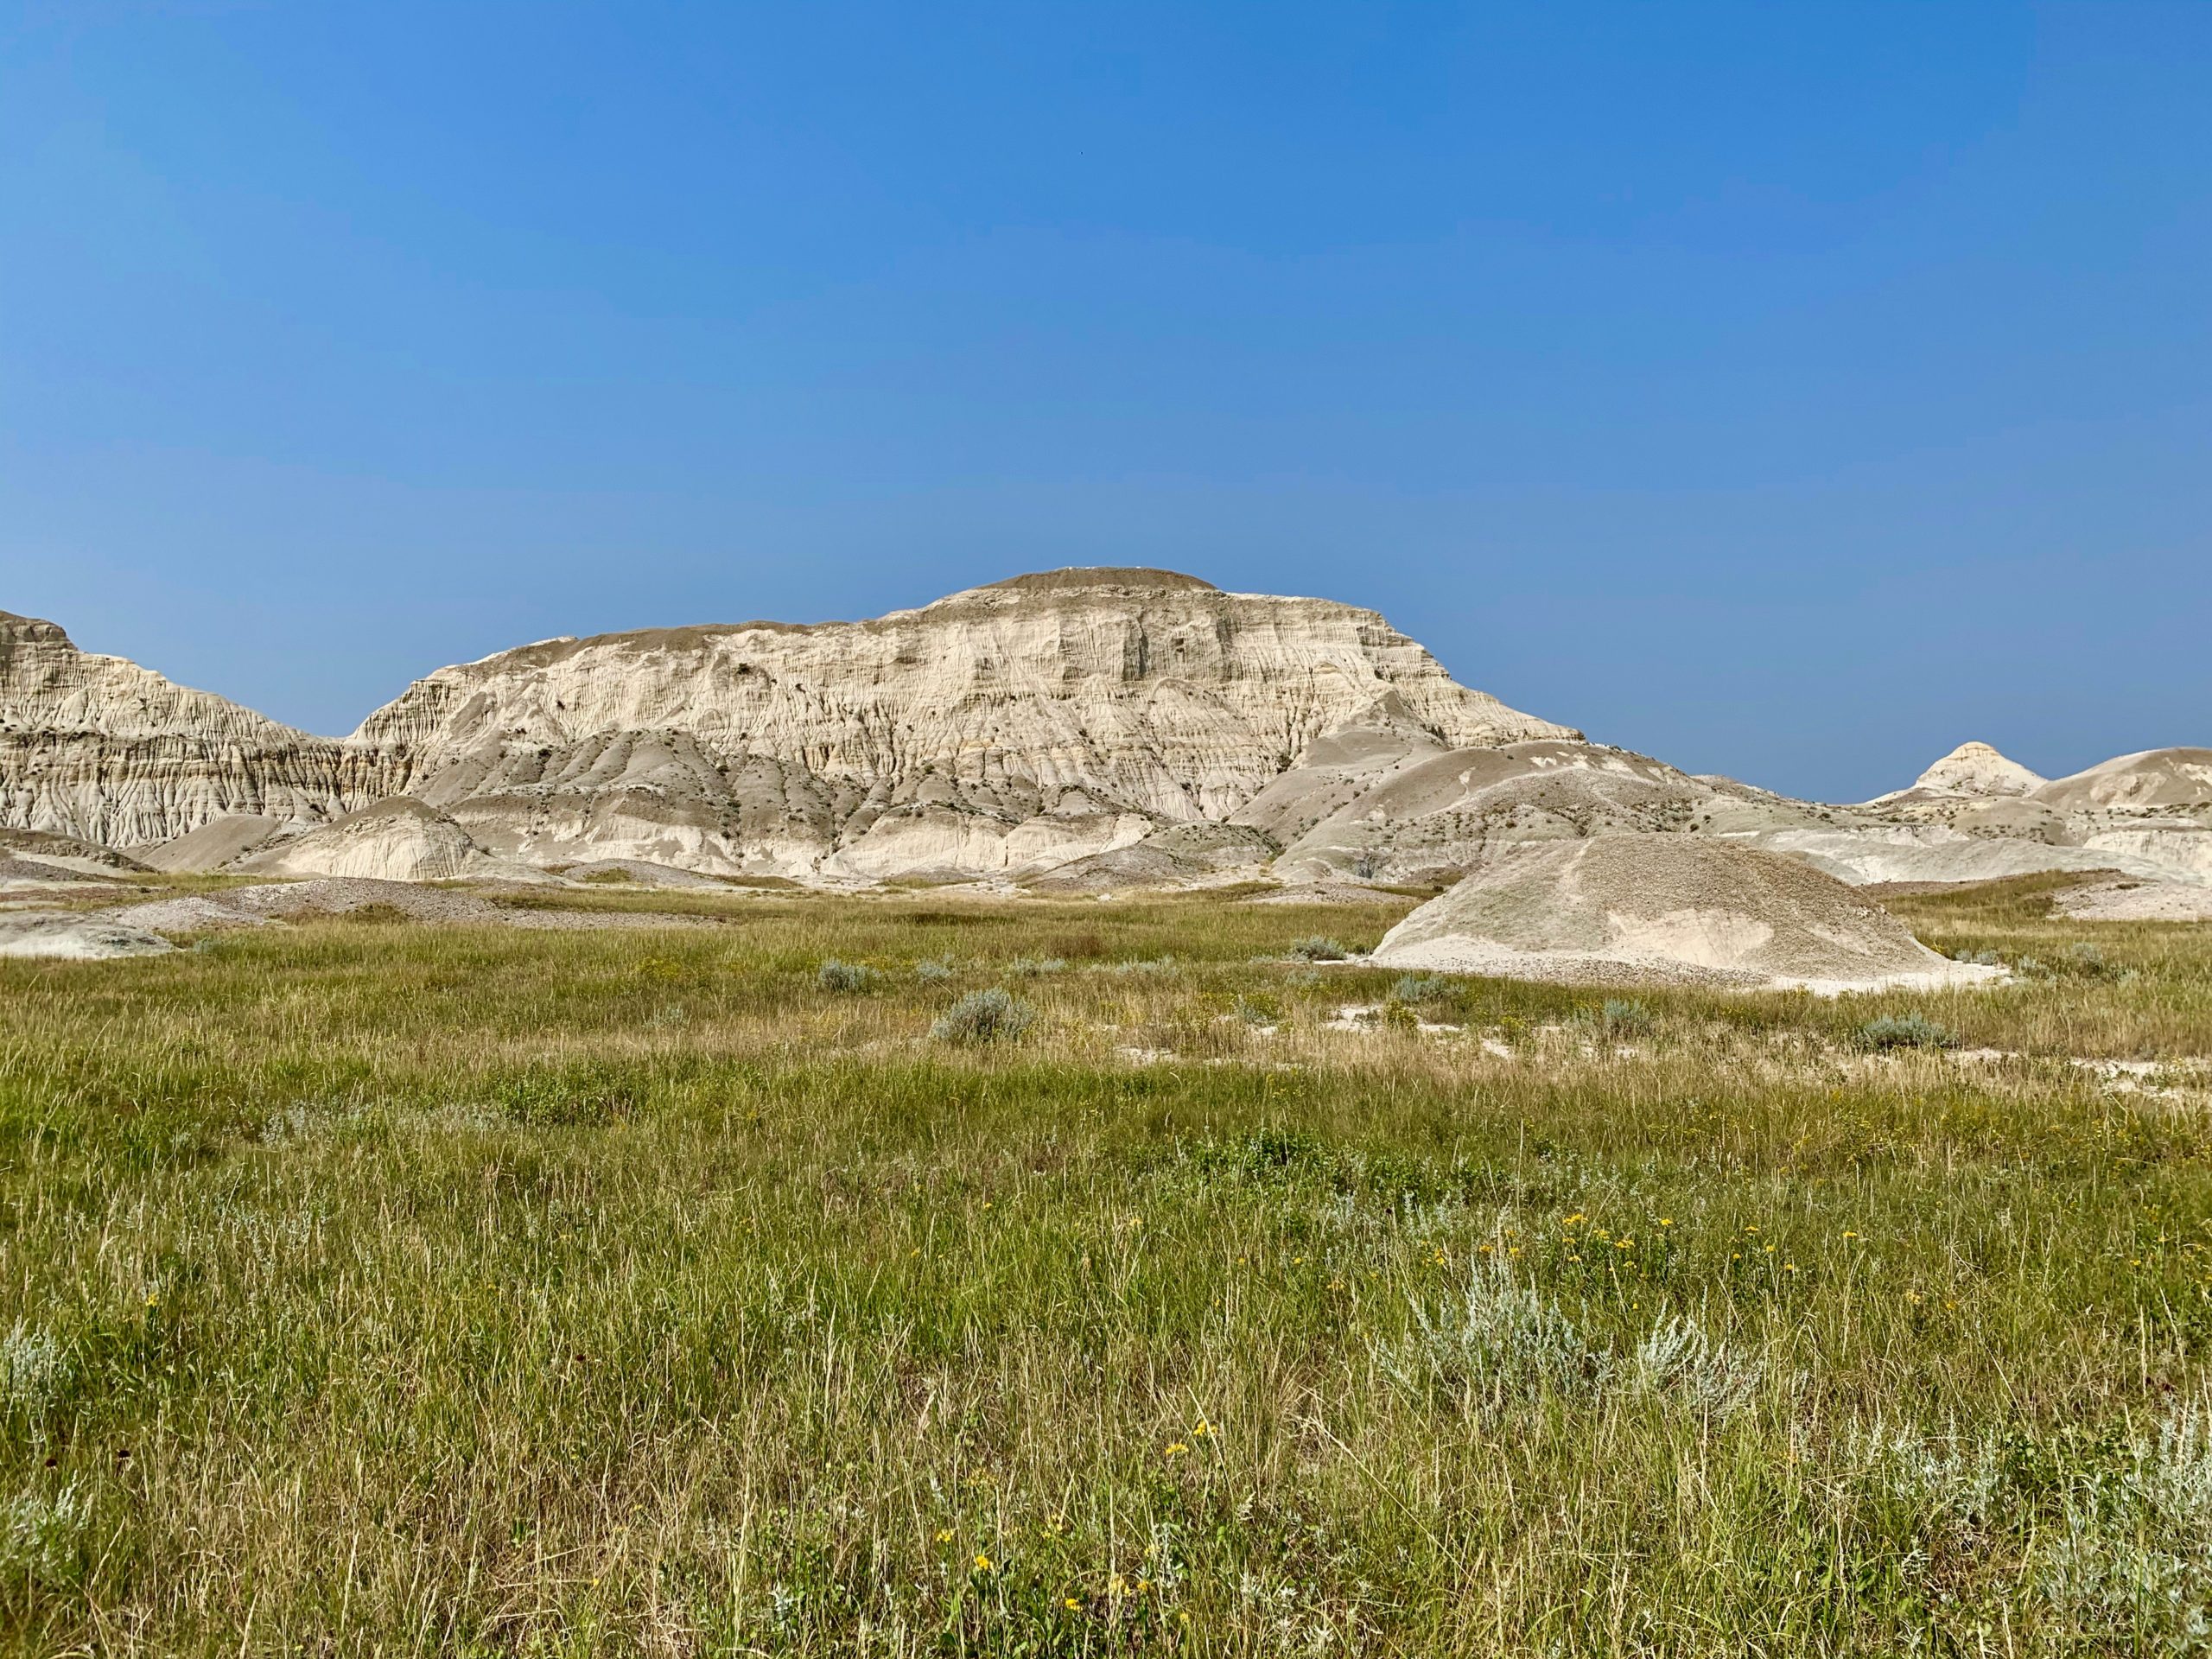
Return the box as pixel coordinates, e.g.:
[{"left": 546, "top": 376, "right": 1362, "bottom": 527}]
[{"left": 0, "top": 883, "right": 2203, "bottom": 1653}]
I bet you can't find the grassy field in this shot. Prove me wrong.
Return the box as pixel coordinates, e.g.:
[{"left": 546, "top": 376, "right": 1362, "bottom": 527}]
[{"left": 0, "top": 880, "right": 2208, "bottom": 1655}]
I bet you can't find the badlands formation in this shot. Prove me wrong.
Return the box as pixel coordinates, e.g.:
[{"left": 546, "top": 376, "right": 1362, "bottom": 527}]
[{"left": 3, "top": 570, "right": 2206, "bottom": 980}]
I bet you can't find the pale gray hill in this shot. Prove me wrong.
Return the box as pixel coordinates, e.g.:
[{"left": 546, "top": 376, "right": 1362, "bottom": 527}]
[
  {"left": 1374, "top": 834, "right": 2000, "bottom": 993},
  {"left": 1228, "top": 692, "right": 1456, "bottom": 847},
  {"left": 2031, "top": 748, "right": 2212, "bottom": 814},
  {"left": 351, "top": 569, "right": 1574, "bottom": 880}
]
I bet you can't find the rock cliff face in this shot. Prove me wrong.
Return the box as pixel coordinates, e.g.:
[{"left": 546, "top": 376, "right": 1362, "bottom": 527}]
[
  {"left": 10, "top": 574, "right": 2204, "bottom": 891},
  {"left": 0, "top": 609, "right": 382, "bottom": 846},
  {"left": 3, "top": 572, "right": 1573, "bottom": 874},
  {"left": 349, "top": 569, "right": 1576, "bottom": 876}
]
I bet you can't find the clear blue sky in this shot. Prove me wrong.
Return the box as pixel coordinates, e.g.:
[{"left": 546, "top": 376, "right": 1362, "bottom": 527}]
[{"left": 3, "top": 2, "right": 2206, "bottom": 800}]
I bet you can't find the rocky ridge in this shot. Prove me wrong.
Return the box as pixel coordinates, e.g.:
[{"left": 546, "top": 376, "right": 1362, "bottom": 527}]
[
  {"left": 2, "top": 572, "right": 1574, "bottom": 880},
  {"left": 3, "top": 576, "right": 2206, "bottom": 894}
]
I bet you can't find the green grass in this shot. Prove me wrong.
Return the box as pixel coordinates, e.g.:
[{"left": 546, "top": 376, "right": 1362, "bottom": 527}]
[{"left": 0, "top": 883, "right": 2206, "bottom": 1654}]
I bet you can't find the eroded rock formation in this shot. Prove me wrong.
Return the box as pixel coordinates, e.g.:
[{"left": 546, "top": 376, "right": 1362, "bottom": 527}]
[
  {"left": 0, "top": 609, "right": 383, "bottom": 845},
  {"left": 3, "top": 572, "right": 1573, "bottom": 877},
  {"left": 347, "top": 569, "right": 1575, "bottom": 877},
  {"left": 5, "top": 574, "right": 2204, "bottom": 892}
]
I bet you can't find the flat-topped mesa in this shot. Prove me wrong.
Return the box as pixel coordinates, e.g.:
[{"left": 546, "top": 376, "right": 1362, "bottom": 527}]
[
  {"left": 0, "top": 608, "right": 385, "bottom": 846},
  {"left": 350, "top": 569, "right": 1576, "bottom": 875}
]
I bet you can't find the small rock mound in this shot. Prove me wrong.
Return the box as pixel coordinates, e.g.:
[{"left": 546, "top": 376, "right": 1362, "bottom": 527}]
[
  {"left": 1372, "top": 833, "right": 1998, "bottom": 993},
  {"left": 234, "top": 799, "right": 543, "bottom": 883},
  {"left": 0, "top": 912, "right": 173, "bottom": 960},
  {"left": 140, "top": 815, "right": 285, "bottom": 873},
  {"left": 2054, "top": 878, "right": 2212, "bottom": 923},
  {"left": 0, "top": 827, "right": 151, "bottom": 876},
  {"left": 0, "top": 856, "right": 124, "bottom": 889},
  {"left": 1026, "top": 823, "right": 1276, "bottom": 892}
]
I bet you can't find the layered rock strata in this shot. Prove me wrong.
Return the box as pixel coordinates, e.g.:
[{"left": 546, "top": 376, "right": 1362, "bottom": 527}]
[
  {"left": 0, "top": 609, "right": 383, "bottom": 845},
  {"left": 347, "top": 569, "right": 1575, "bottom": 877}
]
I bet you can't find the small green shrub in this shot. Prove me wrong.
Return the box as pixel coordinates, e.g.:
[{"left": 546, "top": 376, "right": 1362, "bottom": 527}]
[
  {"left": 1389, "top": 974, "right": 1457, "bottom": 1007},
  {"left": 1599, "top": 998, "right": 1653, "bottom": 1038},
  {"left": 1288, "top": 937, "right": 1349, "bottom": 963},
  {"left": 0, "top": 1324, "right": 73, "bottom": 1423},
  {"left": 495, "top": 1071, "right": 640, "bottom": 1128},
  {"left": 1005, "top": 957, "right": 1067, "bottom": 978},
  {"left": 1856, "top": 1013, "right": 1957, "bottom": 1052},
  {"left": 0, "top": 1484, "right": 90, "bottom": 1586},
  {"left": 1108, "top": 957, "right": 1179, "bottom": 977},
  {"left": 931, "top": 988, "right": 1033, "bottom": 1046},
  {"left": 913, "top": 956, "right": 956, "bottom": 983},
  {"left": 817, "top": 959, "right": 881, "bottom": 994}
]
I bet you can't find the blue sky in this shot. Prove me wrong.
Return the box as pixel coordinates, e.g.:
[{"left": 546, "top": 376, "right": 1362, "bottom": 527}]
[{"left": 3, "top": 2, "right": 2206, "bottom": 800}]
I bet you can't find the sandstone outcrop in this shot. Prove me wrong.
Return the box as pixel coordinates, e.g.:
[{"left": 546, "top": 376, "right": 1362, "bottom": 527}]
[
  {"left": 1885, "top": 741, "right": 2047, "bottom": 801},
  {"left": 347, "top": 569, "right": 1574, "bottom": 879},
  {"left": 0, "top": 609, "right": 382, "bottom": 846}
]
